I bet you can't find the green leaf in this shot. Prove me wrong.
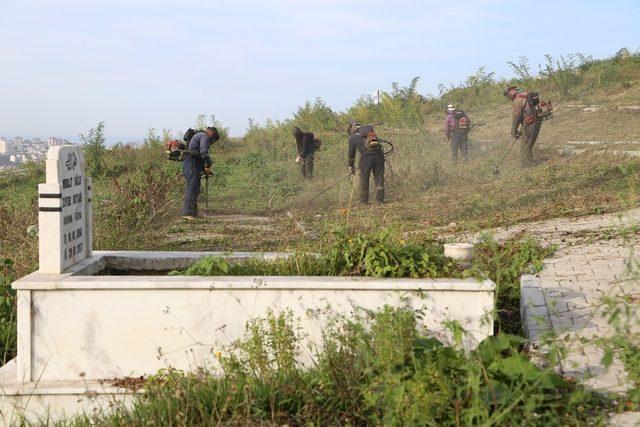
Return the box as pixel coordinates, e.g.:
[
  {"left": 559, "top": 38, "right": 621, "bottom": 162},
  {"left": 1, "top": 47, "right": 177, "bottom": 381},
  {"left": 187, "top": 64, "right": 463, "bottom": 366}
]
[
  {"left": 413, "top": 337, "right": 444, "bottom": 352},
  {"left": 602, "top": 348, "right": 614, "bottom": 368}
]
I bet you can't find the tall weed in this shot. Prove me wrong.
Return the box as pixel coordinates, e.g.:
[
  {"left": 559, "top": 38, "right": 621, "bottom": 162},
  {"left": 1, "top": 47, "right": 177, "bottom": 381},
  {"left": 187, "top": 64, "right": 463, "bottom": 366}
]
[
  {"left": 72, "top": 308, "right": 612, "bottom": 426},
  {"left": 0, "top": 257, "right": 16, "bottom": 365}
]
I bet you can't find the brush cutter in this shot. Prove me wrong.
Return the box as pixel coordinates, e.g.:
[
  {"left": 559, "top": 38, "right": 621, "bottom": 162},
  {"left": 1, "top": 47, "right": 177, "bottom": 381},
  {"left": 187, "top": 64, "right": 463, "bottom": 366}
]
[
  {"left": 469, "top": 122, "right": 486, "bottom": 130},
  {"left": 204, "top": 173, "right": 209, "bottom": 210},
  {"left": 492, "top": 137, "right": 519, "bottom": 176},
  {"left": 378, "top": 138, "right": 395, "bottom": 157},
  {"left": 200, "top": 169, "right": 212, "bottom": 211}
]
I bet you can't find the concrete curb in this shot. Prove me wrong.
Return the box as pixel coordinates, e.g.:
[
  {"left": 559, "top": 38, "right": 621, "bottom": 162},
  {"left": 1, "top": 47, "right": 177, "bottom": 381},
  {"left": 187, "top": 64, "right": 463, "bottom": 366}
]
[{"left": 520, "top": 274, "right": 552, "bottom": 343}]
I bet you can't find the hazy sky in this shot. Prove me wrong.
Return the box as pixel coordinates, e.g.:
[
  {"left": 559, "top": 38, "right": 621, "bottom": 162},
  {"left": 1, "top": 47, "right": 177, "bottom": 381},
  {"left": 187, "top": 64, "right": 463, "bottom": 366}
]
[{"left": 1, "top": 0, "right": 639, "bottom": 141}]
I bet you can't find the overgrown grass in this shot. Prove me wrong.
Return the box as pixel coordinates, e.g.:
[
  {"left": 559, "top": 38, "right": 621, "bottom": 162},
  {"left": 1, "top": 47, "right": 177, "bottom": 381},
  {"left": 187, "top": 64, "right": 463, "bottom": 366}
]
[
  {"left": 0, "top": 257, "right": 16, "bottom": 365},
  {"left": 175, "top": 229, "right": 550, "bottom": 335},
  {"left": 177, "top": 228, "right": 457, "bottom": 278},
  {"left": 70, "top": 308, "right": 613, "bottom": 426},
  {"left": 0, "top": 143, "right": 180, "bottom": 275}
]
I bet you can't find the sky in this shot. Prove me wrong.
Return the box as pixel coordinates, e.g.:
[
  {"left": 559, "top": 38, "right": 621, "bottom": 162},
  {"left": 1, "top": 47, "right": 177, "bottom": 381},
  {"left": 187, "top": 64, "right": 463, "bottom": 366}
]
[{"left": 0, "top": 0, "right": 639, "bottom": 142}]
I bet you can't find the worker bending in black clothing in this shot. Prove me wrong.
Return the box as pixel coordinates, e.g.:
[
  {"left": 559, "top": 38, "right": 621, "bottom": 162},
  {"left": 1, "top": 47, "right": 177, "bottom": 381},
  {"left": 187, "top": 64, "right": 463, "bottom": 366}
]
[
  {"left": 347, "top": 123, "right": 385, "bottom": 204},
  {"left": 292, "top": 126, "right": 317, "bottom": 179}
]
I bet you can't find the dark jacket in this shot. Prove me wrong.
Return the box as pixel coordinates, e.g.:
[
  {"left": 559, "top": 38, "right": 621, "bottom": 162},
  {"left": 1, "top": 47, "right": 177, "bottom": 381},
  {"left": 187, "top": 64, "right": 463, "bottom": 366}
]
[
  {"left": 188, "top": 132, "right": 214, "bottom": 155},
  {"left": 187, "top": 131, "right": 214, "bottom": 165},
  {"left": 348, "top": 134, "right": 362, "bottom": 168},
  {"left": 295, "top": 132, "right": 316, "bottom": 157}
]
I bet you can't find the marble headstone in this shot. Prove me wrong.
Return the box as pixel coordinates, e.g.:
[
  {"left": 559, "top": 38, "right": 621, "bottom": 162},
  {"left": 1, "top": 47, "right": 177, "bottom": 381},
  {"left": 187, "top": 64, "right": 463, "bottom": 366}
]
[{"left": 38, "top": 145, "right": 93, "bottom": 274}]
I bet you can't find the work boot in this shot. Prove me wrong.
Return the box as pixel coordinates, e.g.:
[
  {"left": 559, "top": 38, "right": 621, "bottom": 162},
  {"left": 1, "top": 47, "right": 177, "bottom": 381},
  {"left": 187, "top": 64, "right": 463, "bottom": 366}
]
[{"left": 182, "top": 215, "right": 198, "bottom": 221}]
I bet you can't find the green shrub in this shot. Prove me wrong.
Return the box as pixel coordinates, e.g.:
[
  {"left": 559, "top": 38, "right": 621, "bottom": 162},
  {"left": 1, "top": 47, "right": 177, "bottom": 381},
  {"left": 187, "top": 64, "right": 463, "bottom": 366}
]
[
  {"left": 72, "top": 308, "right": 612, "bottom": 426},
  {"left": 177, "top": 230, "right": 551, "bottom": 339},
  {"left": 177, "top": 228, "right": 459, "bottom": 279},
  {"left": 80, "top": 121, "right": 107, "bottom": 177},
  {"left": 93, "top": 166, "right": 179, "bottom": 250},
  {"left": 347, "top": 77, "right": 426, "bottom": 128},
  {"left": 293, "top": 97, "right": 341, "bottom": 131},
  {"left": 471, "top": 235, "right": 554, "bottom": 334},
  {"left": 0, "top": 257, "right": 16, "bottom": 364}
]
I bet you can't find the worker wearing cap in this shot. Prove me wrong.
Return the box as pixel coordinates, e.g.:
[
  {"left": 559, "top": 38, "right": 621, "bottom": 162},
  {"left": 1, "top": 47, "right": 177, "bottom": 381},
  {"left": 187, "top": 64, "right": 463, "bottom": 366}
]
[
  {"left": 182, "top": 126, "right": 220, "bottom": 219},
  {"left": 503, "top": 86, "right": 541, "bottom": 166},
  {"left": 444, "top": 104, "right": 456, "bottom": 142}
]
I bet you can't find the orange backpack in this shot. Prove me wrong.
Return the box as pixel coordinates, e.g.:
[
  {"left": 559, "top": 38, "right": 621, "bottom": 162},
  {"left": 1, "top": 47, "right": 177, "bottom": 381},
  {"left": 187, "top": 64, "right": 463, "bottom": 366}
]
[
  {"left": 454, "top": 111, "right": 470, "bottom": 133},
  {"left": 364, "top": 131, "right": 381, "bottom": 151}
]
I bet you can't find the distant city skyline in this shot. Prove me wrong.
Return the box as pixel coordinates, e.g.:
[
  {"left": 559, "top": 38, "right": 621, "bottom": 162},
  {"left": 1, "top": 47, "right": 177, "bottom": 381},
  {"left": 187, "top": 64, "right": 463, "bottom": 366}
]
[
  {"left": 0, "top": 134, "right": 138, "bottom": 145},
  {"left": 1, "top": 0, "right": 639, "bottom": 139},
  {"left": 0, "top": 134, "right": 65, "bottom": 168}
]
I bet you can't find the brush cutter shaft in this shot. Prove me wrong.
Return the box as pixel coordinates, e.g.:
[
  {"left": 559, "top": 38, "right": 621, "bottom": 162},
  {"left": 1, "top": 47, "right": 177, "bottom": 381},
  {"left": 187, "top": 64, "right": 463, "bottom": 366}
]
[
  {"left": 309, "top": 171, "right": 352, "bottom": 202},
  {"left": 205, "top": 175, "right": 209, "bottom": 210},
  {"left": 495, "top": 137, "right": 519, "bottom": 170}
]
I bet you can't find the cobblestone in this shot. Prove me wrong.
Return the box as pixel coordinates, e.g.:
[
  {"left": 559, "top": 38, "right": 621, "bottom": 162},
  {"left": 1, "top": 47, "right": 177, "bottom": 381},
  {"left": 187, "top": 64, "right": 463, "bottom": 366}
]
[{"left": 513, "top": 208, "right": 640, "bottom": 397}]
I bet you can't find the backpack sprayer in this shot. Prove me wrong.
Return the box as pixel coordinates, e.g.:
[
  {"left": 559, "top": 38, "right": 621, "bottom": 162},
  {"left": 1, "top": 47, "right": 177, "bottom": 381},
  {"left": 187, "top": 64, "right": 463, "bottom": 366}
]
[{"left": 432, "top": 121, "right": 486, "bottom": 162}]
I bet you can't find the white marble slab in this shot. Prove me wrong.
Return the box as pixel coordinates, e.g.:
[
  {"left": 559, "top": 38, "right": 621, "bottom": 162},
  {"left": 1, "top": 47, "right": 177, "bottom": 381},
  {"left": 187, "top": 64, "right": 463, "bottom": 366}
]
[{"left": 12, "top": 251, "right": 495, "bottom": 383}]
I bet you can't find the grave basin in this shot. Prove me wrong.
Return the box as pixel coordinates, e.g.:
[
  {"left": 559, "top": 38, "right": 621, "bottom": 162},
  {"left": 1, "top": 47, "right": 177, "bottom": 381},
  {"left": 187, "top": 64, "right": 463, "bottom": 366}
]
[{"left": 11, "top": 250, "right": 495, "bottom": 383}]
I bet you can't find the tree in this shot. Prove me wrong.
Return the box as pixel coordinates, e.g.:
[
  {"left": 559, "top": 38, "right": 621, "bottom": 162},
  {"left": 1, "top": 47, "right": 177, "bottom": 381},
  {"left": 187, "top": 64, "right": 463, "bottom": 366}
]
[
  {"left": 143, "top": 128, "right": 162, "bottom": 148},
  {"left": 79, "top": 121, "right": 106, "bottom": 177},
  {"left": 194, "top": 114, "right": 230, "bottom": 142}
]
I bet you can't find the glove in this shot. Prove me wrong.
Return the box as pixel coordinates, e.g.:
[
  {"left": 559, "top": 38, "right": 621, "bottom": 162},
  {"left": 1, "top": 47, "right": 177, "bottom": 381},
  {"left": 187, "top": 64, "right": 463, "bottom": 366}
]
[
  {"left": 204, "top": 166, "right": 213, "bottom": 177},
  {"left": 349, "top": 166, "right": 356, "bottom": 175},
  {"left": 295, "top": 155, "right": 302, "bottom": 163},
  {"left": 512, "top": 130, "right": 522, "bottom": 139}
]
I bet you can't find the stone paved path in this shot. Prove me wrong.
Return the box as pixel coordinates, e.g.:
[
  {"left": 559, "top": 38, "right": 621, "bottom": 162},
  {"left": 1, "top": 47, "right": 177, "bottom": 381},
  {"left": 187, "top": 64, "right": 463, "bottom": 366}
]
[
  {"left": 490, "top": 208, "right": 640, "bottom": 424},
  {"left": 524, "top": 239, "right": 637, "bottom": 391},
  {"left": 495, "top": 208, "right": 640, "bottom": 386}
]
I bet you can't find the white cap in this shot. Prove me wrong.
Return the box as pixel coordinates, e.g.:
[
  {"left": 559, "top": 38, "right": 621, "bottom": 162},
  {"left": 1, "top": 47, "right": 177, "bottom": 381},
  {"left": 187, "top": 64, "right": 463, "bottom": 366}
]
[{"left": 446, "top": 104, "right": 454, "bottom": 110}]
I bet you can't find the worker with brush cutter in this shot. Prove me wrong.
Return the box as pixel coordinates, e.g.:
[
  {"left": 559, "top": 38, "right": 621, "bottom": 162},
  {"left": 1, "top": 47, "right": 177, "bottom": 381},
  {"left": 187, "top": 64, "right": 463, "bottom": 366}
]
[
  {"left": 292, "top": 126, "right": 320, "bottom": 179},
  {"left": 503, "top": 85, "right": 553, "bottom": 167},
  {"left": 180, "top": 126, "right": 219, "bottom": 220},
  {"left": 445, "top": 107, "right": 471, "bottom": 163},
  {"left": 347, "top": 122, "right": 385, "bottom": 204}
]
